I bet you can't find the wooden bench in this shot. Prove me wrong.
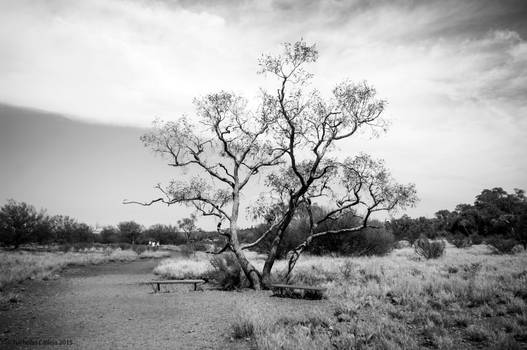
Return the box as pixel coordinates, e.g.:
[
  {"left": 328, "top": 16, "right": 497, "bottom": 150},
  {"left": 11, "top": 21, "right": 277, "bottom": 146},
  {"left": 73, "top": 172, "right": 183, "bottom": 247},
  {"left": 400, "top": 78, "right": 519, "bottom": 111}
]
[
  {"left": 141, "top": 279, "right": 206, "bottom": 293},
  {"left": 269, "top": 283, "right": 327, "bottom": 299}
]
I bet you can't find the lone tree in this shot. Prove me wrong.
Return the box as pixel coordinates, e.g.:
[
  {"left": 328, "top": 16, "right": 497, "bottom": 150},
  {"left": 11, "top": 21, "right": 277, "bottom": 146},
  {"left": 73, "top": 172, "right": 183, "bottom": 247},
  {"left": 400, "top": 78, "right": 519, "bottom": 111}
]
[
  {"left": 177, "top": 214, "right": 197, "bottom": 243},
  {"left": 117, "top": 221, "right": 143, "bottom": 245},
  {"left": 0, "top": 199, "right": 47, "bottom": 249},
  {"left": 126, "top": 40, "right": 417, "bottom": 289}
]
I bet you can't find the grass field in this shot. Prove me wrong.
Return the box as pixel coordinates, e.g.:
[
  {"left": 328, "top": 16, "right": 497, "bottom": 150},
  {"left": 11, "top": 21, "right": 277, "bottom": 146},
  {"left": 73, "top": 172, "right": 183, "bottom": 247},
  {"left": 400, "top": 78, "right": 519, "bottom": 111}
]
[
  {"left": 236, "top": 245, "right": 527, "bottom": 349},
  {"left": 154, "top": 244, "right": 527, "bottom": 349}
]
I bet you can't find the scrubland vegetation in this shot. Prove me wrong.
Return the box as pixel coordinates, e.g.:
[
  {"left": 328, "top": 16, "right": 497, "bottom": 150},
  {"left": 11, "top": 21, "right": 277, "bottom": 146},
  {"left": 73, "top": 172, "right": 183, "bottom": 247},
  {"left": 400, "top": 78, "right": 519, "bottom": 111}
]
[
  {"left": 149, "top": 242, "right": 527, "bottom": 348},
  {"left": 0, "top": 245, "right": 170, "bottom": 295},
  {"left": 227, "top": 245, "right": 527, "bottom": 349},
  {"left": 0, "top": 247, "right": 139, "bottom": 290}
]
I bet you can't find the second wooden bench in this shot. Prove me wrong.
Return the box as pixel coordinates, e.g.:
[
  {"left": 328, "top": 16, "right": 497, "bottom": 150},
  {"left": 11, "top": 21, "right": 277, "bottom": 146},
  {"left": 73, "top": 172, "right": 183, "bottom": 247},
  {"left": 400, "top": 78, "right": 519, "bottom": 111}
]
[{"left": 269, "top": 283, "right": 327, "bottom": 299}]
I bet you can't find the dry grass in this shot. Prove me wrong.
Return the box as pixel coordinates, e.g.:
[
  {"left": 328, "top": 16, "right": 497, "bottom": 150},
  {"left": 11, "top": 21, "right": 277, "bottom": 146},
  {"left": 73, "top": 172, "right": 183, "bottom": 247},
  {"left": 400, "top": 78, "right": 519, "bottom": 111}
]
[
  {"left": 152, "top": 250, "right": 284, "bottom": 281},
  {"left": 153, "top": 252, "right": 213, "bottom": 279},
  {"left": 231, "top": 244, "right": 527, "bottom": 349},
  {"left": 0, "top": 248, "right": 138, "bottom": 290},
  {"left": 138, "top": 250, "right": 172, "bottom": 259}
]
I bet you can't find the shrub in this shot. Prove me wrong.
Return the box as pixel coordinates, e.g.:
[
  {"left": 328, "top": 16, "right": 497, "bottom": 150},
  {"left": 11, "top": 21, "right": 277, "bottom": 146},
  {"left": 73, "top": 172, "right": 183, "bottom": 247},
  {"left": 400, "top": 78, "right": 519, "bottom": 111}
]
[
  {"left": 193, "top": 241, "right": 213, "bottom": 252},
  {"left": 339, "top": 260, "right": 356, "bottom": 279},
  {"left": 511, "top": 245, "right": 525, "bottom": 254},
  {"left": 450, "top": 234, "right": 472, "bottom": 248},
  {"left": 179, "top": 244, "right": 195, "bottom": 258},
  {"left": 132, "top": 245, "right": 147, "bottom": 254},
  {"left": 469, "top": 233, "right": 484, "bottom": 245},
  {"left": 310, "top": 227, "right": 394, "bottom": 257},
  {"left": 395, "top": 240, "right": 411, "bottom": 249},
  {"left": 414, "top": 238, "right": 445, "bottom": 259},
  {"left": 487, "top": 237, "right": 519, "bottom": 254},
  {"left": 465, "top": 325, "right": 489, "bottom": 343},
  {"left": 208, "top": 253, "right": 245, "bottom": 290}
]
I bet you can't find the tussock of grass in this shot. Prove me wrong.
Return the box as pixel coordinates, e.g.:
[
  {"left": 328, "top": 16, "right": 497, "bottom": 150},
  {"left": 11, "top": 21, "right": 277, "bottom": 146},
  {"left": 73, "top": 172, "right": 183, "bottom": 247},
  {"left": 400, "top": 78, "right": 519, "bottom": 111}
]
[
  {"left": 153, "top": 255, "right": 213, "bottom": 279},
  {"left": 108, "top": 248, "right": 138, "bottom": 261}
]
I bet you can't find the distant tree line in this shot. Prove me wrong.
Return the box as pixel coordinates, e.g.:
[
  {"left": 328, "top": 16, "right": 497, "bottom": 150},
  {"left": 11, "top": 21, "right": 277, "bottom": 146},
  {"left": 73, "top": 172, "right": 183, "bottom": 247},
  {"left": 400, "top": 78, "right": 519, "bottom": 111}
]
[
  {"left": 2, "top": 187, "right": 524, "bottom": 253},
  {"left": 236, "top": 187, "right": 527, "bottom": 256},
  {"left": 386, "top": 187, "right": 527, "bottom": 248},
  {"left": 0, "top": 199, "right": 206, "bottom": 249}
]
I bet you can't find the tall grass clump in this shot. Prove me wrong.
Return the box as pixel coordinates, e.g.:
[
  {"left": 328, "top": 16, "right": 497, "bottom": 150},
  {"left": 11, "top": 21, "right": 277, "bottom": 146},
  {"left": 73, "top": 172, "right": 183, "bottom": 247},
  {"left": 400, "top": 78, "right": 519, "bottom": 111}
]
[
  {"left": 108, "top": 248, "right": 138, "bottom": 261},
  {"left": 153, "top": 256, "right": 212, "bottom": 279},
  {"left": 414, "top": 238, "right": 445, "bottom": 259}
]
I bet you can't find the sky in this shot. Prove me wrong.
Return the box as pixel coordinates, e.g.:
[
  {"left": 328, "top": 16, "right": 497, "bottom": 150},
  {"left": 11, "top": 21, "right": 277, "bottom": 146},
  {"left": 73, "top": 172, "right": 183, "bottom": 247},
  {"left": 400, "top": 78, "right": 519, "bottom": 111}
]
[{"left": 0, "top": 0, "right": 526, "bottom": 229}]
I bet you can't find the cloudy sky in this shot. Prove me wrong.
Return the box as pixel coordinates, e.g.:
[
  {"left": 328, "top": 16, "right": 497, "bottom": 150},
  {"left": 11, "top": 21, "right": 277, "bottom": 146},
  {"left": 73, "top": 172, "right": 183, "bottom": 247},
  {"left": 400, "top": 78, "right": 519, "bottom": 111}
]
[{"left": 1, "top": 0, "right": 526, "bottom": 229}]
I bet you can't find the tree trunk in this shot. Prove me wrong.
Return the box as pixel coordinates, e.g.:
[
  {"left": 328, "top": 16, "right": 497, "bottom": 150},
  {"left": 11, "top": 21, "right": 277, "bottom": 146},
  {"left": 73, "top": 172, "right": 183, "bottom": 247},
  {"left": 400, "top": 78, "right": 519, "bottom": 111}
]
[
  {"left": 233, "top": 246, "right": 261, "bottom": 289},
  {"left": 230, "top": 176, "right": 262, "bottom": 289},
  {"left": 261, "top": 234, "right": 280, "bottom": 284},
  {"left": 261, "top": 208, "right": 296, "bottom": 285}
]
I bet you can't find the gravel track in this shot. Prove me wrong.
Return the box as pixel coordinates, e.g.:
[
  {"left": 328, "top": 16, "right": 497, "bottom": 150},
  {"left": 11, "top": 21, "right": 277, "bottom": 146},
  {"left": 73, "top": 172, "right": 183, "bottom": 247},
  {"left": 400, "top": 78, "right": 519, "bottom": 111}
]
[{"left": 0, "top": 258, "right": 255, "bottom": 349}]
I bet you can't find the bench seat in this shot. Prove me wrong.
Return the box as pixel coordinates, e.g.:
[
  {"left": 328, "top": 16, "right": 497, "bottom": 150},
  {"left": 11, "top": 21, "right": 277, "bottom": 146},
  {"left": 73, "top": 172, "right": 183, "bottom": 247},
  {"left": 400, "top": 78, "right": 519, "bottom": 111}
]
[
  {"left": 141, "top": 279, "right": 206, "bottom": 292},
  {"left": 270, "top": 283, "right": 327, "bottom": 292}
]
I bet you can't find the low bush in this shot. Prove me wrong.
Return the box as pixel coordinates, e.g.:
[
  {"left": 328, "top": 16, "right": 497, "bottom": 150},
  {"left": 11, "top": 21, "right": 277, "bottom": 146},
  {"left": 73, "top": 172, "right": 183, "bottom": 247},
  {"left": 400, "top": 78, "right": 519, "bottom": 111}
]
[
  {"left": 487, "top": 237, "right": 519, "bottom": 254},
  {"left": 208, "top": 253, "right": 245, "bottom": 290},
  {"left": 193, "top": 241, "right": 213, "bottom": 252},
  {"left": 450, "top": 234, "right": 472, "bottom": 248},
  {"left": 394, "top": 240, "right": 411, "bottom": 249},
  {"left": 179, "top": 244, "right": 195, "bottom": 258},
  {"left": 469, "top": 233, "right": 484, "bottom": 245},
  {"left": 511, "top": 245, "right": 525, "bottom": 254},
  {"left": 414, "top": 238, "right": 445, "bottom": 259},
  {"left": 309, "top": 228, "right": 394, "bottom": 257}
]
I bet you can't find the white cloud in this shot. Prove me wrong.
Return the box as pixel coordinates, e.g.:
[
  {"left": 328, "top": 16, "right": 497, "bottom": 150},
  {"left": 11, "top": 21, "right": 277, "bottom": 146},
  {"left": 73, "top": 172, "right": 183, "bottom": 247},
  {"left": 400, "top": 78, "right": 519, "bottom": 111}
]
[{"left": 0, "top": 0, "right": 262, "bottom": 125}]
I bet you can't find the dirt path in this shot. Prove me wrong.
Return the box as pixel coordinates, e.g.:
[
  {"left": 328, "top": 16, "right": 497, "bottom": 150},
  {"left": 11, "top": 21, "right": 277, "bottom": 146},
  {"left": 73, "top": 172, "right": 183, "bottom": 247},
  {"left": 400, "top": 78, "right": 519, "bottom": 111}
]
[{"left": 0, "top": 258, "right": 257, "bottom": 349}]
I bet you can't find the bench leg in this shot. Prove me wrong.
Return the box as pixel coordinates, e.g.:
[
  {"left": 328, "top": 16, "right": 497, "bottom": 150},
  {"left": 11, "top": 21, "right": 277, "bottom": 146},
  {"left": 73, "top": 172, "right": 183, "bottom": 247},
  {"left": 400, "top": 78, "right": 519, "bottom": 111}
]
[{"left": 157, "top": 283, "right": 160, "bottom": 292}]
